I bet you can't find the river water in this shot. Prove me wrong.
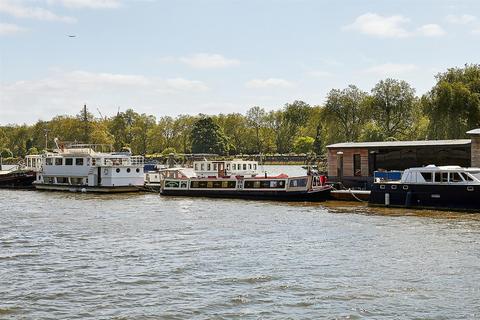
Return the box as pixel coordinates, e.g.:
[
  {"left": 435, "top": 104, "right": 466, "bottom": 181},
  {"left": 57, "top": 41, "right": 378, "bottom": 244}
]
[{"left": 1, "top": 167, "right": 479, "bottom": 319}]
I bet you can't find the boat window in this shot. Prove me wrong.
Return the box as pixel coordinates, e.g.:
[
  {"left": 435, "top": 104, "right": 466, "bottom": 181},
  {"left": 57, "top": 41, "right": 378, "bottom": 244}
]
[
  {"left": 207, "top": 163, "right": 211, "bottom": 171},
  {"left": 55, "top": 158, "right": 63, "bottom": 166},
  {"left": 46, "top": 158, "right": 53, "bottom": 166},
  {"left": 213, "top": 163, "right": 217, "bottom": 171},
  {"left": 434, "top": 172, "right": 448, "bottom": 183},
  {"left": 201, "top": 164, "right": 205, "bottom": 170},
  {"left": 65, "top": 158, "right": 73, "bottom": 166},
  {"left": 92, "top": 159, "right": 96, "bottom": 166},
  {"left": 248, "top": 164, "right": 252, "bottom": 170},
  {"left": 464, "top": 172, "right": 479, "bottom": 181},
  {"left": 253, "top": 164, "right": 257, "bottom": 170},
  {"left": 75, "top": 158, "right": 84, "bottom": 166},
  {"left": 420, "top": 172, "right": 432, "bottom": 182},
  {"left": 289, "top": 178, "right": 308, "bottom": 188},
  {"left": 226, "top": 164, "right": 230, "bottom": 170},
  {"left": 450, "top": 172, "right": 463, "bottom": 183},
  {"left": 353, "top": 154, "right": 361, "bottom": 176},
  {"left": 243, "top": 164, "right": 247, "bottom": 170},
  {"left": 461, "top": 173, "right": 475, "bottom": 181},
  {"left": 194, "top": 164, "right": 198, "bottom": 171}
]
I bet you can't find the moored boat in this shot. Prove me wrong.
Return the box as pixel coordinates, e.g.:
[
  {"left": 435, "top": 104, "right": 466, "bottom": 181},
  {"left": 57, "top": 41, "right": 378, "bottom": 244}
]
[
  {"left": 158, "top": 159, "right": 332, "bottom": 201},
  {"left": 0, "top": 165, "right": 36, "bottom": 189},
  {"left": 369, "top": 165, "right": 480, "bottom": 211},
  {"left": 26, "top": 139, "right": 144, "bottom": 193}
]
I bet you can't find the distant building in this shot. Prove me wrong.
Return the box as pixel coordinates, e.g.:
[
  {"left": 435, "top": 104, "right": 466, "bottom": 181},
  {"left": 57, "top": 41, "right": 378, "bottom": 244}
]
[{"left": 326, "top": 132, "right": 480, "bottom": 188}]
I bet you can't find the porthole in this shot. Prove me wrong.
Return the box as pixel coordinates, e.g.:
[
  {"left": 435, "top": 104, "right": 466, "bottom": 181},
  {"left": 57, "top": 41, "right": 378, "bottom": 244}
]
[
  {"left": 391, "top": 185, "right": 397, "bottom": 190},
  {"left": 467, "top": 186, "right": 474, "bottom": 192},
  {"left": 127, "top": 168, "right": 131, "bottom": 173},
  {"left": 116, "top": 168, "right": 120, "bottom": 173},
  {"left": 403, "top": 185, "right": 409, "bottom": 190},
  {"left": 380, "top": 185, "right": 385, "bottom": 190},
  {"left": 136, "top": 168, "right": 140, "bottom": 173}
]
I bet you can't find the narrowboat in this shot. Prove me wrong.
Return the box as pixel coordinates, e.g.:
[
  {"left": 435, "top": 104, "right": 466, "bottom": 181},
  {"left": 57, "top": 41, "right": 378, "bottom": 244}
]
[
  {"left": 26, "top": 139, "right": 145, "bottom": 193},
  {"left": 369, "top": 165, "right": 480, "bottom": 211},
  {"left": 157, "top": 159, "right": 332, "bottom": 201}
]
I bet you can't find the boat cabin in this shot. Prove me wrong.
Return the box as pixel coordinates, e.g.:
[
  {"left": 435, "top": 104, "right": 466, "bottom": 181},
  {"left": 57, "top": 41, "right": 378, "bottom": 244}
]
[
  {"left": 376, "top": 165, "right": 480, "bottom": 185},
  {"left": 193, "top": 160, "right": 259, "bottom": 178},
  {"left": 26, "top": 141, "right": 144, "bottom": 190}
]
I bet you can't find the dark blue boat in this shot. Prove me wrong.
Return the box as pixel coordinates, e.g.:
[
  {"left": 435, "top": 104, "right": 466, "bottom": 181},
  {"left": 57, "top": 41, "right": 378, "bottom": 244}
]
[{"left": 369, "top": 165, "right": 480, "bottom": 211}]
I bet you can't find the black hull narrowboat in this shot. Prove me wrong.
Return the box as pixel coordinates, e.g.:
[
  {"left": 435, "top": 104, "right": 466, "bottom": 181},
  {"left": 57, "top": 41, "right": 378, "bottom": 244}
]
[
  {"left": 161, "top": 187, "right": 332, "bottom": 202},
  {"left": 156, "top": 159, "right": 332, "bottom": 202},
  {"left": 0, "top": 170, "right": 36, "bottom": 189},
  {"left": 369, "top": 165, "right": 480, "bottom": 212}
]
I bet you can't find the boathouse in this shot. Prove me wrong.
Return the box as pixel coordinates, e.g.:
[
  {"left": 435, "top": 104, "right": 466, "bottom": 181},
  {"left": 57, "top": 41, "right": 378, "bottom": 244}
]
[{"left": 326, "top": 134, "right": 478, "bottom": 188}]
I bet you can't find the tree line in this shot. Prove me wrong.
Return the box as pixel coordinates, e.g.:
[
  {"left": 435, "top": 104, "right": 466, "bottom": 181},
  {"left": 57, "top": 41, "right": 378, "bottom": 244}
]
[{"left": 1, "top": 64, "right": 479, "bottom": 158}]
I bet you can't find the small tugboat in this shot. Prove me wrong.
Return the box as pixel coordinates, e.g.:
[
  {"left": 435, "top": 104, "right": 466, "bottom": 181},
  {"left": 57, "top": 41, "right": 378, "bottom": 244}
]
[
  {"left": 158, "top": 159, "right": 332, "bottom": 201},
  {"left": 26, "top": 139, "right": 145, "bottom": 193},
  {"left": 369, "top": 165, "right": 480, "bottom": 211}
]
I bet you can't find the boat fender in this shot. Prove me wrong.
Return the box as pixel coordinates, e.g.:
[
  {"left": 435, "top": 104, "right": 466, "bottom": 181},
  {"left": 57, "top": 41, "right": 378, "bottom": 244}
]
[
  {"left": 385, "top": 193, "right": 390, "bottom": 206},
  {"left": 405, "top": 191, "right": 412, "bottom": 207}
]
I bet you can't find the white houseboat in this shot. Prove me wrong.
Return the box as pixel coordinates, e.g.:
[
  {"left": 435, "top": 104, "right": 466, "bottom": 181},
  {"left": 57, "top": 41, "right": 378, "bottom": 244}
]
[
  {"left": 26, "top": 140, "right": 144, "bottom": 192},
  {"left": 157, "top": 159, "right": 332, "bottom": 201},
  {"left": 369, "top": 165, "right": 480, "bottom": 211}
]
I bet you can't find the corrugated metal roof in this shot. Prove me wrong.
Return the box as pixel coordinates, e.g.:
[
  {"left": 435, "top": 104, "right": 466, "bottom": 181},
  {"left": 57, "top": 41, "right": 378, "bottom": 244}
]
[
  {"left": 326, "top": 139, "right": 471, "bottom": 149},
  {"left": 466, "top": 129, "right": 480, "bottom": 135}
]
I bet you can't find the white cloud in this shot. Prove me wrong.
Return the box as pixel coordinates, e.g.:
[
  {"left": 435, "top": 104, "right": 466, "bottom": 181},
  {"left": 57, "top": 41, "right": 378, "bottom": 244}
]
[
  {"left": 245, "top": 78, "right": 294, "bottom": 89},
  {"left": 0, "top": 70, "right": 209, "bottom": 124},
  {"left": 47, "top": 0, "right": 121, "bottom": 9},
  {"left": 0, "top": 0, "right": 76, "bottom": 23},
  {"left": 0, "top": 22, "right": 26, "bottom": 36},
  {"left": 345, "top": 13, "right": 446, "bottom": 38},
  {"left": 445, "top": 14, "right": 480, "bottom": 35},
  {"left": 179, "top": 53, "right": 240, "bottom": 69},
  {"left": 417, "top": 24, "right": 446, "bottom": 37},
  {"left": 344, "top": 13, "right": 411, "bottom": 38},
  {"left": 365, "top": 63, "right": 418, "bottom": 76},
  {"left": 446, "top": 14, "right": 477, "bottom": 25}
]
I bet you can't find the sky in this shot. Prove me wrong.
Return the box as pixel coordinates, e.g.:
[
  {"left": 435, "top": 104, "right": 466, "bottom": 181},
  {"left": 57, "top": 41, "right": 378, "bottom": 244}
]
[{"left": 0, "top": 0, "right": 479, "bottom": 124}]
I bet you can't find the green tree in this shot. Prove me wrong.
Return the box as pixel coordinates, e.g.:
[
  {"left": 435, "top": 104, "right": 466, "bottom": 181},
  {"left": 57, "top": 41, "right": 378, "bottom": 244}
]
[
  {"left": 369, "top": 78, "right": 416, "bottom": 139},
  {"left": 423, "top": 64, "right": 480, "bottom": 139},
  {"left": 191, "top": 116, "right": 229, "bottom": 155},
  {"left": 293, "top": 136, "right": 314, "bottom": 154},
  {"left": 324, "top": 85, "right": 369, "bottom": 143},
  {"left": 246, "top": 106, "right": 267, "bottom": 153},
  {"left": 312, "top": 124, "right": 323, "bottom": 154},
  {"left": 131, "top": 113, "right": 156, "bottom": 155}
]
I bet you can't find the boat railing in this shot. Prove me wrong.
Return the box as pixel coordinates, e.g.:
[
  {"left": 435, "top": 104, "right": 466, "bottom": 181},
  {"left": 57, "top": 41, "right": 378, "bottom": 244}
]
[
  {"left": 101, "top": 156, "right": 144, "bottom": 167},
  {"left": 66, "top": 143, "right": 114, "bottom": 153},
  {"left": 24, "top": 155, "right": 43, "bottom": 171}
]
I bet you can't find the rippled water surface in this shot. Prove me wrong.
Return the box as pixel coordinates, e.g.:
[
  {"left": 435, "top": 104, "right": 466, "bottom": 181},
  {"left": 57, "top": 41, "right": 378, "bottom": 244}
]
[{"left": 1, "top": 187, "right": 480, "bottom": 319}]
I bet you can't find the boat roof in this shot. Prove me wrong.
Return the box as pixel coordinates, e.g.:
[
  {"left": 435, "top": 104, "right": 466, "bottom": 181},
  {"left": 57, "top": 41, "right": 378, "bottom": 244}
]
[
  {"left": 327, "top": 139, "right": 471, "bottom": 149},
  {"left": 405, "top": 165, "right": 480, "bottom": 172}
]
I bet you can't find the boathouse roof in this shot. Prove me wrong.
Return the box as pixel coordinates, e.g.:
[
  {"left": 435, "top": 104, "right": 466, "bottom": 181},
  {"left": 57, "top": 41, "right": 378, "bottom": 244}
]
[{"left": 326, "top": 139, "right": 471, "bottom": 149}]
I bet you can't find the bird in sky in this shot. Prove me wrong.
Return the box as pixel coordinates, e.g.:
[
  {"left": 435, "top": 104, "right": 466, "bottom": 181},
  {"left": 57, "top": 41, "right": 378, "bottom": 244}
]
[{"left": 66, "top": 35, "right": 76, "bottom": 38}]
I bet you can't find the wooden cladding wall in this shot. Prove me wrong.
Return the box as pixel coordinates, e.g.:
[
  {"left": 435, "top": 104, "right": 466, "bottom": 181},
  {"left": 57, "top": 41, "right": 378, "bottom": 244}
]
[
  {"left": 328, "top": 148, "right": 369, "bottom": 177},
  {"left": 471, "top": 136, "right": 480, "bottom": 167}
]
